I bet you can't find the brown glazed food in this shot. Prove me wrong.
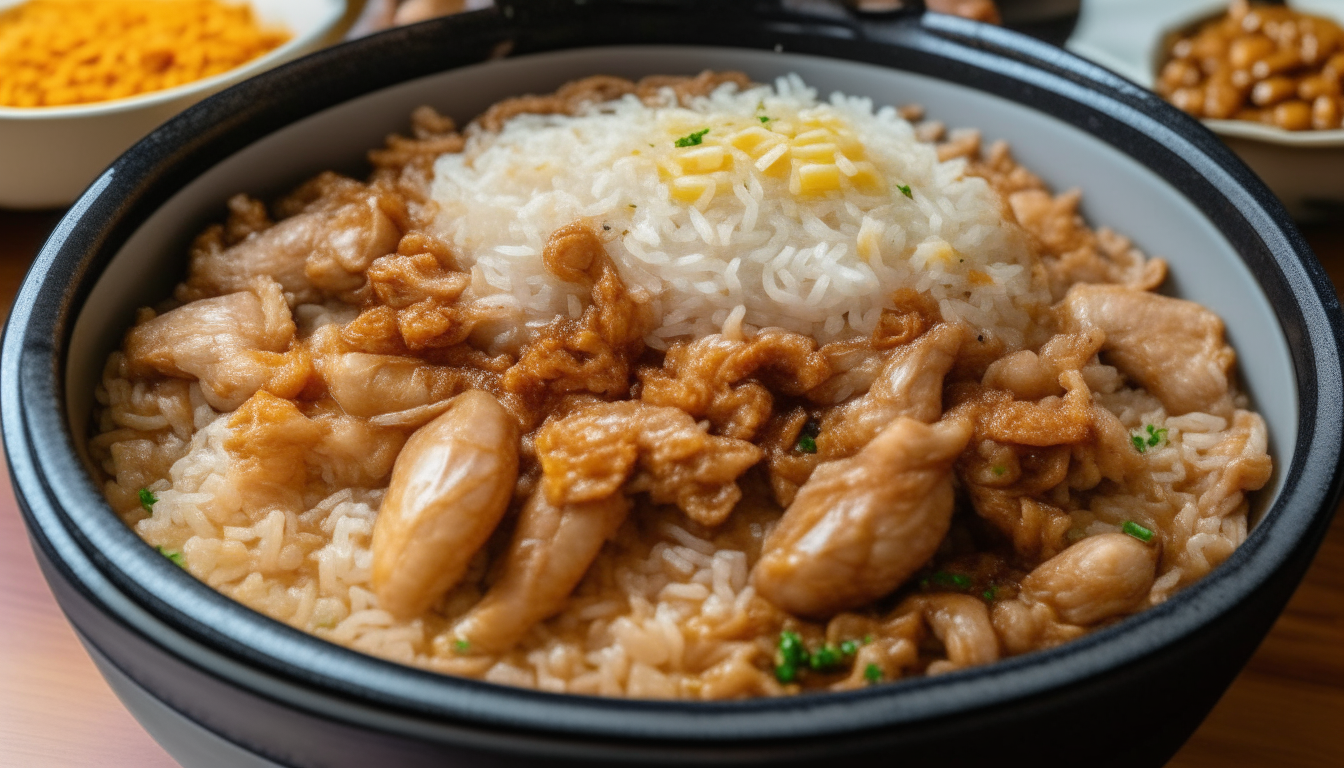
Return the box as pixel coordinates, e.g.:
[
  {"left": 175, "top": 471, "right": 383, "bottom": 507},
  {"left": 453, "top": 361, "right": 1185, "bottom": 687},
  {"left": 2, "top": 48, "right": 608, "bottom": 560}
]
[
  {"left": 89, "top": 72, "right": 1271, "bottom": 699},
  {"left": 1158, "top": 0, "right": 1344, "bottom": 130}
]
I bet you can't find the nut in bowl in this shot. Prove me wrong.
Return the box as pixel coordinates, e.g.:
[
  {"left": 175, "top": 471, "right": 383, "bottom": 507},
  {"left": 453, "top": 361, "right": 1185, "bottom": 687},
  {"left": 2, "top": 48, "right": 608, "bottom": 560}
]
[
  {"left": 1068, "top": 0, "right": 1344, "bottom": 218},
  {"left": 0, "top": 0, "right": 346, "bottom": 209}
]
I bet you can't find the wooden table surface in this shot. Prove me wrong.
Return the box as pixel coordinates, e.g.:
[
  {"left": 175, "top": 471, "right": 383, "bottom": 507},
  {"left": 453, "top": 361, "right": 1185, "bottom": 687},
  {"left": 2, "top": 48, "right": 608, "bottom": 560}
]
[{"left": 1, "top": 208, "right": 1341, "bottom": 767}]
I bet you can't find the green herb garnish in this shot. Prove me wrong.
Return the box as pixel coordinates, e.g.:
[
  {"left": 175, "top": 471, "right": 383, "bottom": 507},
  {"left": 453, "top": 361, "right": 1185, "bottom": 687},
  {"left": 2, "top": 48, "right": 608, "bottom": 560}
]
[
  {"left": 982, "top": 585, "right": 998, "bottom": 602},
  {"left": 796, "top": 420, "right": 820, "bottom": 454},
  {"left": 759, "top": 115, "right": 773, "bottom": 123},
  {"left": 1131, "top": 424, "right": 1169, "bottom": 453},
  {"left": 897, "top": 184, "right": 913, "bottom": 199},
  {"left": 991, "top": 465, "right": 1007, "bottom": 477},
  {"left": 674, "top": 128, "right": 710, "bottom": 147},
  {"left": 1122, "top": 521, "right": 1155, "bottom": 543},
  {"left": 930, "top": 571, "right": 971, "bottom": 590},
  {"left": 156, "top": 546, "right": 184, "bottom": 567},
  {"left": 809, "top": 644, "right": 844, "bottom": 672},
  {"left": 453, "top": 638, "right": 471, "bottom": 654},
  {"left": 863, "top": 663, "right": 883, "bottom": 684},
  {"left": 775, "top": 630, "right": 809, "bottom": 683},
  {"left": 138, "top": 487, "right": 157, "bottom": 512},
  {"left": 863, "top": 634, "right": 873, "bottom": 644},
  {"left": 840, "top": 640, "right": 859, "bottom": 656}
]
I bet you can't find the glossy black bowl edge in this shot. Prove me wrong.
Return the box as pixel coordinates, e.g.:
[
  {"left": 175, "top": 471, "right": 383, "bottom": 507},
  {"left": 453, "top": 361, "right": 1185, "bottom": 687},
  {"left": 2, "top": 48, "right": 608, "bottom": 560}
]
[{"left": 3, "top": 1, "right": 1343, "bottom": 765}]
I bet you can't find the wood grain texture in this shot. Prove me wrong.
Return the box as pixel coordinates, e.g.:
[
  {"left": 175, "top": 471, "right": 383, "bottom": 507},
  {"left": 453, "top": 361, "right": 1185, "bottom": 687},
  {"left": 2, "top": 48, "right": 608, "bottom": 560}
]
[{"left": 0, "top": 208, "right": 1340, "bottom": 767}]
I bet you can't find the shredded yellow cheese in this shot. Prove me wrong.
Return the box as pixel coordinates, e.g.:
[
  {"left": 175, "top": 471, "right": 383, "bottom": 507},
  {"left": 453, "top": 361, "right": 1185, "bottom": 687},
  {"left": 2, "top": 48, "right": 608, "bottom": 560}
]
[{"left": 0, "top": 0, "right": 290, "bottom": 108}]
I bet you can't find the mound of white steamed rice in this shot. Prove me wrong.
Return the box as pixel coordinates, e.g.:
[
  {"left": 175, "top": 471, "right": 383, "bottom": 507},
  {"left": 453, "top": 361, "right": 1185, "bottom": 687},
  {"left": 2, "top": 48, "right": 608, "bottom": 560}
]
[{"left": 431, "top": 74, "right": 1046, "bottom": 349}]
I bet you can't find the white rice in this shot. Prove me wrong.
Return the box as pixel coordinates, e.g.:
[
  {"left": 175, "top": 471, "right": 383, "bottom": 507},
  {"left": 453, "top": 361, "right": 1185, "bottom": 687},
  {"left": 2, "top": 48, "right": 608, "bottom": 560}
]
[{"left": 431, "top": 74, "right": 1045, "bottom": 350}]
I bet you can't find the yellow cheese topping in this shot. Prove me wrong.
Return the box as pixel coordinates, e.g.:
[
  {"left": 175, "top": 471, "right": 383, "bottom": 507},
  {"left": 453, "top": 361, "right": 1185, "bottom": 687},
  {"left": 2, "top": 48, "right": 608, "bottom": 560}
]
[
  {"left": 0, "top": 0, "right": 290, "bottom": 108},
  {"left": 658, "top": 108, "right": 887, "bottom": 206}
]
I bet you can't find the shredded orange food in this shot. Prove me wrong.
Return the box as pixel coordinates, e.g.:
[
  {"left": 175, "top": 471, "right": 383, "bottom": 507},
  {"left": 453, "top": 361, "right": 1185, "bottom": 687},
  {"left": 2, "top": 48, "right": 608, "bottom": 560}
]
[{"left": 0, "top": 0, "right": 290, "bottom": 108}]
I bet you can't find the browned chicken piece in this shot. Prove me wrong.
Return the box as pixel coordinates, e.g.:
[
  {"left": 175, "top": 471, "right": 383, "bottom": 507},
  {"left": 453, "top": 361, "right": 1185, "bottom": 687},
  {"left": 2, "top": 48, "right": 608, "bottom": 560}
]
[
  {"left": 759, "top": 406, "right": 821, "bottom": 508},
  {"left": 179, "top": 181, "right": 401, "bottom": 305},
  {"left": 534, "top": 401, "right": 763, "bottom": 527},
  {"left": 224, "top": 392, "right": 324, "bottom": 520},
  {"left": 899, "top": 593, "right": 1001, "bottom": 674},
  {"left": 967, "top": 486, "right": 1073, "bottom": 561},
  {"left": 951, "top": 368, "right": 1094, "bottom": 447},
  {"left": 502, "top": 223, "right": 655, "bottom": 421},
  {"left": 450, "top": 491, "right": 631, "bottom": 653},
  {"left": 372, "top": 390, "right": 520, "bottom": 620},
  {"left": 1058, "top": 284, "right": 1236, "bottom": 416},
  {"left": 318, "top": 352, "right": 489, "bottom": 422},
  {"left": 817, "top": 323, "right": 964, "bottom": 458},
  {"left": 304, "top": 401, "right": 408, "bottom": 489},
  {"left": 981, "top": 330, "right": 1105, "bottom": 401},
  {"left": 126, "top": 278, "right": 310, "bottom": 411},
  {"left": 1019, "top": 532, "right": 1159, "bottom": 625},
  {"left": 752, "top": 416, "right": 973, "bottom": 619},
  {"left": 639, "top": 329, "right": 831, "bottom": 440}
]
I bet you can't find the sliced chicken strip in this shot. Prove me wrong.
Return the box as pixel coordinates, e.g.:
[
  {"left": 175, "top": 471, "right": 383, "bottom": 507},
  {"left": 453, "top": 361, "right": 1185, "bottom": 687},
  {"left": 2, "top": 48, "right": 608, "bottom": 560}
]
[
  {"left": 752, "top": 415, "right": 973, "bottom": 619},
  {"left": 372, "top": 390, "right": 519, "bottom": 620},
  {"left": 1058, "top": 284, "right": 1235, "bottom": 415},
  {"left": 125, "top": 277, "right": 308, "bottom": 411},
  {"left": 817, "top": 323, "right": 964, "bottom": 458},
  {"left": 451, "top": 491, "right": 630, "bottom": 653}
]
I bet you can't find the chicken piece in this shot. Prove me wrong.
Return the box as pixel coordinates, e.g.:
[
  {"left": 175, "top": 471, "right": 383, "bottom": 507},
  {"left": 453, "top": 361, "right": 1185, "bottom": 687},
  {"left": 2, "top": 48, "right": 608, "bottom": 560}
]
[
  {"left": 318, "top": 352, "right": 488, "bottom": 421},
  {"left": 371, "top": 391, "right": 519, "bottom": 620},
  {"left": 639, "top": 329, "right": 831, "bottom": 440},
  {"left": 751, "top": 416, "right": 973, "bottom": 618},
  {"left": 950, "top": 368, "right": 1094, "bottom": 447},
  {"left": 179, "top": 179, "right": 400, "bottom": 304},
  {"left": 817, "top": 323, "right": 964, "bottom": 458},
  {"left": 981, "top": 329, "right": 1105, "bottom": 401},
  {"left": 125, "top": 278, "right": 310, "bottom": 411},
  {"left": 759, "top": 406, "right": 822, "bottom": 508},
  {"left": 534, "top": 401, "right": 763, "bottom": 527},
  {"left": 450, "top": 491, "right": 630, "bottom": 653},
  {"left": 1019, "top": 532, "right": 1159, "bottom": 625},
  {"left": 900, "top": 594, "right": 1000, "bottom": 674},
  {"left": 224, "top": 391, "right": 323, "bottom": 518},
  {"left": 1058, "top": 284, "right": 1235, "bottom": 416},
  {"left": 304, "top": 402, "right": 408, "bottom": 489},
  {"left": 502, "top": 223, "right": 655, "bottom": 420}
]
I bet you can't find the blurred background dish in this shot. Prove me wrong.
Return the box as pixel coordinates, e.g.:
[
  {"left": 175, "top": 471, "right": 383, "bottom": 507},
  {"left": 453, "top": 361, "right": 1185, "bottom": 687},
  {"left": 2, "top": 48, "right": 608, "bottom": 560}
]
[
  {"left": 0, "top": 0, "right": 348, "bottom": 210},
  {"left": 1069, "top": 0, "right": 1344, "bottom": 219}
]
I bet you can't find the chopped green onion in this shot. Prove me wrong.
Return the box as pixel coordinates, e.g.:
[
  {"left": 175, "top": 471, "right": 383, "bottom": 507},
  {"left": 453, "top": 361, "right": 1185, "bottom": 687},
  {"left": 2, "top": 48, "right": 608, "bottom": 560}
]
[
  {"left": 809, "top": 644, "right": 844, "bottom": 672},
  {"left": 1145, "top": 424, "right": 1168, "bottom": 447},
  {"left": 862, "top": 634, "right": 873, "bottom": 644},
  {"left": 156, "top": 546, "right": 184, "bottom": 567},
  {"left": 1130, "top": 434, "right": 1148, "bottom": 453},
  {"left": 775, "top": 630, "right": 809, "bottom": 683},
  {"left": 795, "top": 420, "right": 820, "bottom": 454},
  {"left": 863, "top": 663, "right": 882, "bottom": 684},
  {"left": 982, "top": 585, "right": 998, "bottom": 602},
  {"left": 759, "top": 115, "right": 773, "bottom": 123},
  {"left": 840, "top": 640, "right": 858, "bottom": 656},
  {"left": 1122, "top": 521, "right": 1155, "bottom": 543},
  {"left": 991, "top": 465, "right": 1007, "bottom": 477},
  {"left": 897, "top": 184, "right": 913, "bottom": 199},
  {"left": 930, "top": 571, "right": 971, "bottom": 589},
  {"left": 674, "top": 128, "right": 710, "bottom": 147},
  {"left": 138, "top": 488, "right": 157, "bottom": 513},
  {"left": 453, "top": 638, "right": 471, "bottom": 654},
  {"left": 1132, "top": 424, "right": 1169, "bottom": 453}
]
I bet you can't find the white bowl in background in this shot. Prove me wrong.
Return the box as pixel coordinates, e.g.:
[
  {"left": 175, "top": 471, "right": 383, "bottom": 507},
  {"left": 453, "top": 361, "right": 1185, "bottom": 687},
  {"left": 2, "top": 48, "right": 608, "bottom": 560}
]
[
  {"left": 0, "top": 0, "right": 347, "bottom": 210},
  {"left": 1068, "top": 0, "right": 1344, "bottom": 218}
]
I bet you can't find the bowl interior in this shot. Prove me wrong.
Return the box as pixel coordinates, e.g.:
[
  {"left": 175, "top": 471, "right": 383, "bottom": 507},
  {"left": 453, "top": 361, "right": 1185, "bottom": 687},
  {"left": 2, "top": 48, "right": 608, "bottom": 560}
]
[
  {"left": 65, "top": 45, "right": 1297, "bottom": 540},
  {"left": 0, "top": 0, "right": 347, "bottom": 118}
]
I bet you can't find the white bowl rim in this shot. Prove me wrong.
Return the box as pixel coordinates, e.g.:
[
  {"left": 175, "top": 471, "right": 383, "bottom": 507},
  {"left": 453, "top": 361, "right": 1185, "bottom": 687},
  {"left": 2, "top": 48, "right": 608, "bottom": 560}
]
[{"left": 0, "top": 0, "right": 347, "bottom": 120}]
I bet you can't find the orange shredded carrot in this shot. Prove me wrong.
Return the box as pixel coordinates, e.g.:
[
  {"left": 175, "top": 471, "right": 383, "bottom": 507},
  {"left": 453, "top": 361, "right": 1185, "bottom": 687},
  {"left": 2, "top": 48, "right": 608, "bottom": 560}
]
[{"left": 0, "top": 0, "right": 291, "bottom": 108}]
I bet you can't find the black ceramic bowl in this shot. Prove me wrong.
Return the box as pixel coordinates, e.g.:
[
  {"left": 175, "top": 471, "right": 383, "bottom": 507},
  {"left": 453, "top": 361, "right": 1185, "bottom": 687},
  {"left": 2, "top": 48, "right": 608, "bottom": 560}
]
[{"left": 4, "top": 2, "right": 1343, "bottom": 766}]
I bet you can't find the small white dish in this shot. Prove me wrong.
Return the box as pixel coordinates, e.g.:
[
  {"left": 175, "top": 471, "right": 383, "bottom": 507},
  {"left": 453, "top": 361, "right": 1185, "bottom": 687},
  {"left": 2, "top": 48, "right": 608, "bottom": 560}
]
[
  {"left": 0, "top": 0, "right": 347, "bottom": 209},
  {"left": 1068, "top": 0, "right": 1344, "bottom": 218}
]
